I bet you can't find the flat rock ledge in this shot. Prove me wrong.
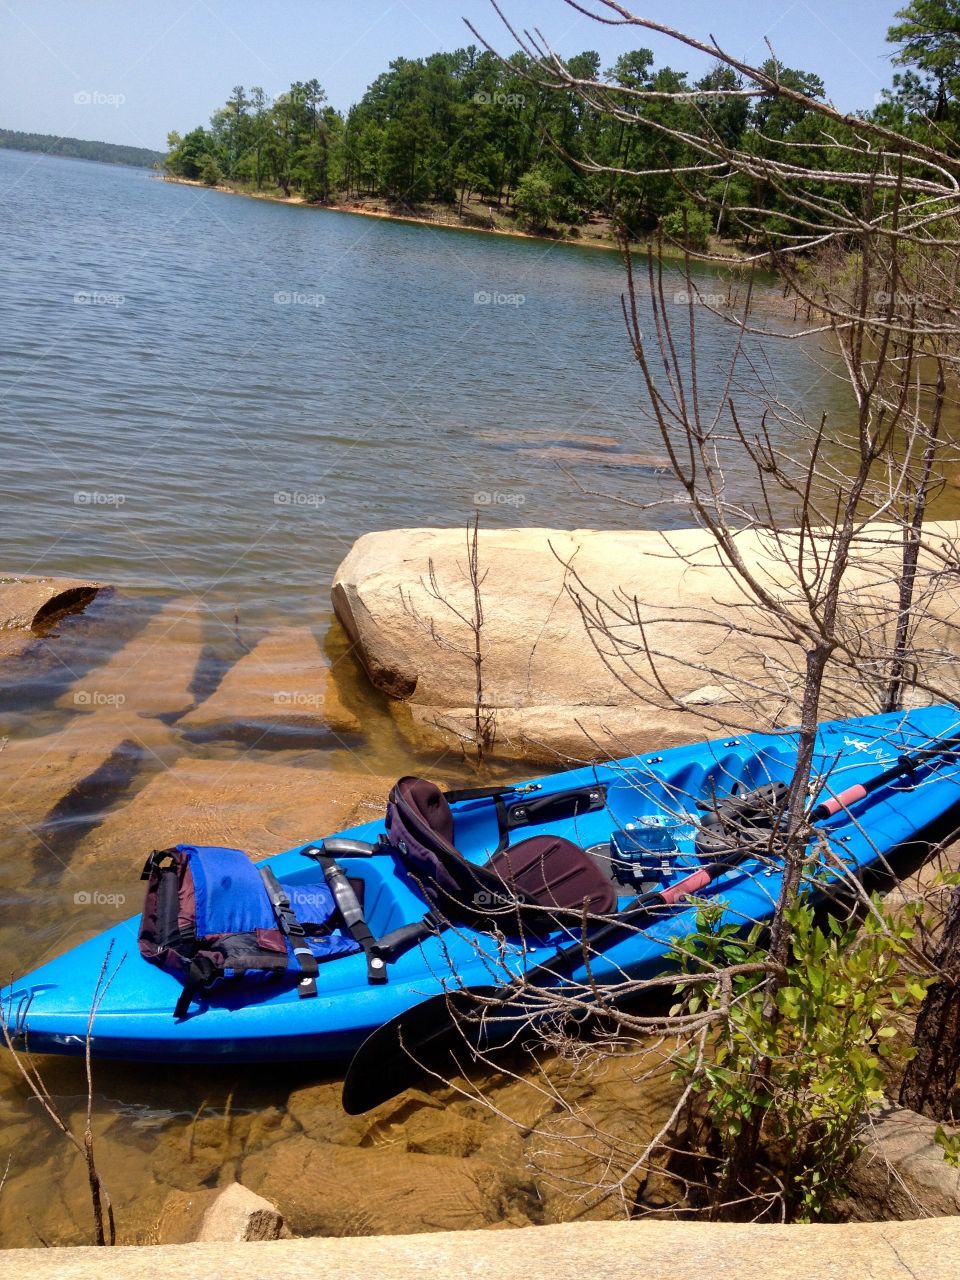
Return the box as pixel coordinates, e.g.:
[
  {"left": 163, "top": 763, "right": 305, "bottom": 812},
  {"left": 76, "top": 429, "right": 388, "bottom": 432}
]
[
  {"left": 2, "top": 1218, "right": 957, "bottom": 1280},
  {"left": 332, "top": 523, "right": 960, "bottom": 764}
]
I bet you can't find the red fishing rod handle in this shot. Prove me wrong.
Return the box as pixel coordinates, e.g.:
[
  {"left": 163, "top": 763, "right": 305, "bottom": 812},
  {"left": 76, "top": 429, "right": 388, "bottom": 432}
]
[
  {"left": 811, "top": 784, "right": 868, "bottom": 821},
  {"left": 659, "top": 866, "right": 712, "bottom": 905}
]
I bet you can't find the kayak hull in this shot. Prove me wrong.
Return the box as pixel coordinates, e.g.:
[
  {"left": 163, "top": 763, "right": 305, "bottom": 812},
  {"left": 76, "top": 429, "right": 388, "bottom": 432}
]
[{"left": 5, "top": 706, "right": 960, "bottom": 1064}]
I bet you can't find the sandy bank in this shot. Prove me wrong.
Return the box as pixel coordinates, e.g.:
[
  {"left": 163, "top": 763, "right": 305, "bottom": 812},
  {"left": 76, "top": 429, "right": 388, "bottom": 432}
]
[{"left": 158, "top": 176, "right": 747, "bottom": 262}]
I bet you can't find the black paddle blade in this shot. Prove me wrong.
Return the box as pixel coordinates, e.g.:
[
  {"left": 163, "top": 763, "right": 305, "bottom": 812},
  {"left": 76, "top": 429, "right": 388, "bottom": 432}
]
[{"left": 342, "top": 986, "right": 499, "bottom": 1115}]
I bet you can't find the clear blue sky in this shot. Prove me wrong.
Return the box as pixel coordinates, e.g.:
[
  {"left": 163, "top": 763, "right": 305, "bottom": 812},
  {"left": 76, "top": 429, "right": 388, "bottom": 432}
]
[{"left": 1, "top": 0, "right": 905, "bottom": 153}]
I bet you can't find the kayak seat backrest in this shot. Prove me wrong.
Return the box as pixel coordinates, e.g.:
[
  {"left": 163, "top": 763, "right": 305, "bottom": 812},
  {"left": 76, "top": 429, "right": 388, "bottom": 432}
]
[
  {"left": 386, "top": 777, "right": 616, "bottom": 929},
  {"left": 487, "top": 836, "right": 617, "bottom": 915}
]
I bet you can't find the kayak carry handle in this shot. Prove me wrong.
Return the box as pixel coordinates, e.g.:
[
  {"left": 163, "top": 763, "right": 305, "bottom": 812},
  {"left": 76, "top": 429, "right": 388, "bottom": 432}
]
[
  {"left": 303, "top": 844, "right": 388, "bottom": 985},
  {"left": 310, "top": 837, "right": 380, "bottom": 858}
]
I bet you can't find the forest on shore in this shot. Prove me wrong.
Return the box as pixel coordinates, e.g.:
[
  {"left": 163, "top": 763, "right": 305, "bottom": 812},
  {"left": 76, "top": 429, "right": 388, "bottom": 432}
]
[
  {"left": 0, "top": 129, "right": 162, "bottom": 169},
  {"left": 163, "top": 2, "right": 960, "bottom": 245}
]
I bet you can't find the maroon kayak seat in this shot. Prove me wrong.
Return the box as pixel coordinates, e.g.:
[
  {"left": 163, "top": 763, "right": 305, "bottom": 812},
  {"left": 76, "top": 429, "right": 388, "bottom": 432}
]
[{"left": 386, "top": 776, "right": 617, "bottom": 931}]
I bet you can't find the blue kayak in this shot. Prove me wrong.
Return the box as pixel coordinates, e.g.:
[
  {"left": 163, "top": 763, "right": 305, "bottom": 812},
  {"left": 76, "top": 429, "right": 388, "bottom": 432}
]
[{"left": 5, "top": 705, "right": 960, "bottom": 1064}]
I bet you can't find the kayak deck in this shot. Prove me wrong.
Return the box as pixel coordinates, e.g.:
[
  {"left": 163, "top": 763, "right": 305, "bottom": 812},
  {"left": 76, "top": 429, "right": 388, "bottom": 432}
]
[{"left": 5, "top": 706, "right": 960, "bottom": 1063}]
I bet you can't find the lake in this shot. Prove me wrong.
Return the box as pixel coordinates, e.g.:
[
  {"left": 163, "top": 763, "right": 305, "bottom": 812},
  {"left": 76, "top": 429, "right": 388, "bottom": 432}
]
[
  {"left": 0, "top": 149, "right": 852, "bottom": 622},
  {"left": 0, "top": 148, "right": 893, "bottom": 1247}
]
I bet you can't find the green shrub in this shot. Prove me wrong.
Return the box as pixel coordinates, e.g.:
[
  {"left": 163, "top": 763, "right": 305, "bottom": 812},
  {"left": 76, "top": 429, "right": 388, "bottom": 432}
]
[
  {"left": 671, "top": 898, "right": 929, "bottom": 1220},
  {"left": 513, "top": 167, "right": 556, "bottom": 233},
  {"left": 199, "top": 156, "right": 222, "bottom": 187},
  {"left": 660, "top": 204, "right": 713, "bottom": 251}
]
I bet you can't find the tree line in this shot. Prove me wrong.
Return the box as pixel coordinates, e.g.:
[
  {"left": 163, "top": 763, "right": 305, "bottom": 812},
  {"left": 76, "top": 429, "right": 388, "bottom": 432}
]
[
  {"left": 0, "top": 129, "right": 162, "bottom": 169},
  {"left": 164, "top": 1, "right": 960, "bottom": 243}
]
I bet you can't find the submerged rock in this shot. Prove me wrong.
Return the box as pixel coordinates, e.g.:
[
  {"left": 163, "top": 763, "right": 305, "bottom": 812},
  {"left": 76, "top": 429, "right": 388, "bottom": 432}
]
[
  {"left": 70, "top": 757, "right": 395, "bottom": 872},
  {"left": 55, "top": 599, "right": 204, "bottom": 721},
  {"left": 0, "top": 718, "right": 157, "bottom": 839},
  {"left": 241, "top": 1135, "right": 525, "bottom": 1235},
  {"left": 178, "top": 626, "right": 361, "bottom": 744}
]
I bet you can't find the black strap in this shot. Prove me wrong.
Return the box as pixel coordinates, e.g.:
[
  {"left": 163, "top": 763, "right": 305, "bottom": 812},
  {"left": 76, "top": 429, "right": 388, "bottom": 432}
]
[
  {"left": 303, "top": 846, "right": 387, "bottom": 985},
  {"left": 259, "top": 866, "right": 319, "bottom": 999},
  {"left": 173, "top": 983, "right": 197, "bottom": 1021},
  {"left": 442, "top": 787, "right": 511, "bottom": 854},
  {"left": 173, "top": 954, "right": 217, "bottom": 1021},
  {"left": 154, "top": 866, "right": 182, "bottom": 952}
]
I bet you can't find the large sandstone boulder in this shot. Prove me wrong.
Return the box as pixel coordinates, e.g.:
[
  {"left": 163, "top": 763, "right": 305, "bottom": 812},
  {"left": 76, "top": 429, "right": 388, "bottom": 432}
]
[{"left": 332, "top": 524, "right": 960, "bottom": 763}]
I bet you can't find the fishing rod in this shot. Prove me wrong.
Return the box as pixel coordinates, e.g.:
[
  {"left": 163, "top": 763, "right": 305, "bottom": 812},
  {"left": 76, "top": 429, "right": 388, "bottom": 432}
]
[{"left": 810, "top": 728, "right": 960, "bottom": 822}]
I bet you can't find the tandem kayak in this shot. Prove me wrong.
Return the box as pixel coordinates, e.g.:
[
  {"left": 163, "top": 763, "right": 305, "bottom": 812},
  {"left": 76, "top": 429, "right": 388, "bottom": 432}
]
[{"left": 4, "top": 705, "right": 960, "bottom": 1067}]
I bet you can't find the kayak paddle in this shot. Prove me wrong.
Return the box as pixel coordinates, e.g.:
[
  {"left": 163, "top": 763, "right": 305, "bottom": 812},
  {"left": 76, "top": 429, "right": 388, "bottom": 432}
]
[{"left": 341, "top": 849, "right": 752, "bottom": 1114}]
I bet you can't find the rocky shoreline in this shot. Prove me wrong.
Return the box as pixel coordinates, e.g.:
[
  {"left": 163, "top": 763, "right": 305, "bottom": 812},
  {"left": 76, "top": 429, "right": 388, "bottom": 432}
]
[{"left": 2, "top": 542, "right": 960, "bottom": 1256}]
